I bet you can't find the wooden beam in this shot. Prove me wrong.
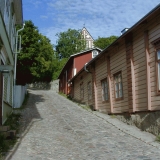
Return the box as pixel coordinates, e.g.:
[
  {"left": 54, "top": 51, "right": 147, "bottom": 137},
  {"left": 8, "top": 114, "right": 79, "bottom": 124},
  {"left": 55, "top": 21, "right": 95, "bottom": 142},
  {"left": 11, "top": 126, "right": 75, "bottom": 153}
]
[
  {"left": 125, "top": 34, "right": 136, "bottom": 112},
  {"left": 106, "top": 57, "right": 113, "bottom": 113},
  {"left": 92, "top": 64, "right": 98, "bottom": 110},
  {"left": 144, "top": 30, "right": 151, "bottom": 110}
]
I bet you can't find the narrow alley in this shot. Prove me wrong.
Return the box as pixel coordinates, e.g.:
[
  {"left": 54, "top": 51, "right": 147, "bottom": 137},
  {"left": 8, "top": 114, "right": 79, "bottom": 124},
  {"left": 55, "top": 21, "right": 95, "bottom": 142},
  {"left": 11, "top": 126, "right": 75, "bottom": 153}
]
[{"left": 9, "top": 89, "right": 160, "bottom": 160}]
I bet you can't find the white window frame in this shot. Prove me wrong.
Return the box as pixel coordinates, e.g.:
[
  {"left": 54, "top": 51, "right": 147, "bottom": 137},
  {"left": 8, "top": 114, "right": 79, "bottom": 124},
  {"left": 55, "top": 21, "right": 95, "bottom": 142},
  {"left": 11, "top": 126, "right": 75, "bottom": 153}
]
[
  {"left": 114, "top": 72, "right": 123, "bottom": 99},
  {"left": 101, "top": 79, "right": 108, "bottom": 101},
  {"left": 92, "top": 50, "right": 98, "bottom": 58},
  {"left": 151, "top": 38, "right": 160, "bottom": 94}
]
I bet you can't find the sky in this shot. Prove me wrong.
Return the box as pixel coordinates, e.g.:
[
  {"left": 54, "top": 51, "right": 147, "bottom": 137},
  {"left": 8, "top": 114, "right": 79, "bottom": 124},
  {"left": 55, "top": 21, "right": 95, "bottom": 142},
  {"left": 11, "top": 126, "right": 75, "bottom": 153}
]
[{"left": 23, "top": 0, "right": 160, "bottom": 45}]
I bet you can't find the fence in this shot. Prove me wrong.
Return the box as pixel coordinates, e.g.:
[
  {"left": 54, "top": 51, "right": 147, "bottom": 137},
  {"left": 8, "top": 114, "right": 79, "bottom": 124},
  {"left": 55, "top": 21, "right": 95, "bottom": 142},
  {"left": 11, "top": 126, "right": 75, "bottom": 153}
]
[{"left": 14, "top": 85, "right": 27, "bottom": 108}]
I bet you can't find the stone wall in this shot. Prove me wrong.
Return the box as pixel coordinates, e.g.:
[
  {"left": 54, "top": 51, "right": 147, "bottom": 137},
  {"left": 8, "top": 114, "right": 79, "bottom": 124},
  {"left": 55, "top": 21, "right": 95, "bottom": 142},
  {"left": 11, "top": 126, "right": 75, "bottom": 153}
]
[
  {"left": 116, "top": 111, "right": 160, "bottom": 136},
  {"left": 28, "top": 80, "right": 59, "bottom": 92}
]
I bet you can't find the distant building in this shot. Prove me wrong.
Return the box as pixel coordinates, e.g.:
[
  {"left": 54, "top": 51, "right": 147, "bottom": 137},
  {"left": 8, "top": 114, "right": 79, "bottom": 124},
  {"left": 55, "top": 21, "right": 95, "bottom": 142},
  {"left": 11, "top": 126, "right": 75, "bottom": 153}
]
[
  {"left": 81, "top": 27, "right": 94, "bottom": 49},
  {"left": 58, "top": 48, "right": 102, "bottom": 95}
]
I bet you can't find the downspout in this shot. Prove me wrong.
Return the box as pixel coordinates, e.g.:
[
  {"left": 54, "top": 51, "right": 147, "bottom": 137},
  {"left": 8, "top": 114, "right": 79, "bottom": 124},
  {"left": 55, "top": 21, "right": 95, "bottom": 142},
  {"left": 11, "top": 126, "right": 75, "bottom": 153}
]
[
  {"left": 13, "top": 23, "right": 25, "bottom": 108},
  {"left": 84, "top": 63, "right": 92, "bottom": 73},
  {"left": 14, "top": 23, "right": 25, "bottom": 86},
  {"left": 84, "top": 62, "right": 97, "bottom": 110}
]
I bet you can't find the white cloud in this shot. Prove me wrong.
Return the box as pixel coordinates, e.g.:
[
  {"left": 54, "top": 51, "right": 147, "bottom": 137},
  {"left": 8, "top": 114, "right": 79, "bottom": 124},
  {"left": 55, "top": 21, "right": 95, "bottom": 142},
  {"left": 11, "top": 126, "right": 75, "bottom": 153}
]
[{"left": 23, "top": 0, "right": 160, "bottom": 45}]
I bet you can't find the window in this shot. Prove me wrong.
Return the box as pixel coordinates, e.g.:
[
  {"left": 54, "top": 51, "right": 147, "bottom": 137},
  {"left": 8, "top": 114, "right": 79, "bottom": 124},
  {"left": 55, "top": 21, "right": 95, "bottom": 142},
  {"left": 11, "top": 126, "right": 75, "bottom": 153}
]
[
  {"left": 101, "top": 79, "right": 108, "bottom": 101},
  {"left": 92, "top": 50, "right": 98, "bottom": 58},
  {"left": 151, "top": 38, "right": 160, "bottom": 93},
  {"left": 114, "top": 72, "right": 123, "bottom": 99},
  {"left": 80, "top": 82, "right": 84, "bottom": 99},
  {"left": 87, "top": 82, "right": 92, "bottom": 100},
  {"left": 157, "top": 50, "right": 160, "bottom": 91}
]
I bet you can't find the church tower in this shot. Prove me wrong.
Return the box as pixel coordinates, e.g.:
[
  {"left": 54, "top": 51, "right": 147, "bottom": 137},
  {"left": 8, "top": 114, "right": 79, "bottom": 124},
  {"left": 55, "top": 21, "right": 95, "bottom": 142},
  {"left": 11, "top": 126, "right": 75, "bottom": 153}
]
[{"left": 81, "top": 27, "right": 94, "bottom": 49}]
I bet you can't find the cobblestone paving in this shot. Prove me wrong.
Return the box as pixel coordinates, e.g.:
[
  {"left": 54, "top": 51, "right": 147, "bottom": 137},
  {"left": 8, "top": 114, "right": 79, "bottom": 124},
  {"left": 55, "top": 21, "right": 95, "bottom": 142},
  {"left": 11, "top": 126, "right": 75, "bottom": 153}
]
[{"left": 10, "top": 89, "right": 160, "bottom": 160}]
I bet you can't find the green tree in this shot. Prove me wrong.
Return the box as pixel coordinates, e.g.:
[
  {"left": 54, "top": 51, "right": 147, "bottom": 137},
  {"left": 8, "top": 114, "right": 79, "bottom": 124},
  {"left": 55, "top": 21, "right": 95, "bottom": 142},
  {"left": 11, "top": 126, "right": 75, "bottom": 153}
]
[
  {"left": 16, "top": 20, "right": 54, "bottom": 85},
  {"left": 55, "top": 29, "right": 86, "bottom": 58},
  {"left": 52, "top": 58, "right": 68, "bottom": 80},
  {"left": 93, "top": 36, "right": 118, "bottom": 50}
]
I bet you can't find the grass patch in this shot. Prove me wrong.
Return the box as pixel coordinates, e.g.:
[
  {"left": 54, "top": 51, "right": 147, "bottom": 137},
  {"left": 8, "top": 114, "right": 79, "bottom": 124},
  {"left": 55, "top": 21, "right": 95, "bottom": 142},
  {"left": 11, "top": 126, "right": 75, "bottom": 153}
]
[
  {"left": 110, "top": 114, "right": 116, "bottom": 118},
  {"left": 81, "top": 105, "right": 92, "bottom": 111},
  {"left": 59, "top": 92, "right": 72, "bottom": 100},
  {"left": 0, "top": 132, "right": 17, "bottom": 159},
  {"left": 59, "top": 92, "right": 67, "bottom": 98},
  {"left": 156, "top": 134, "right": 160, "bottom": 142},
  {"left": 0, "top": 92, "right": 29, "bottom": 159},
  {"left": 4, "top": 112, "right": 21, "bottom": 131},
  {"left": 0, "top": 111, "right": 22, "bottom": 158},
  {"left": 0, "top": 133, "right": 7, "bottom": 151}
]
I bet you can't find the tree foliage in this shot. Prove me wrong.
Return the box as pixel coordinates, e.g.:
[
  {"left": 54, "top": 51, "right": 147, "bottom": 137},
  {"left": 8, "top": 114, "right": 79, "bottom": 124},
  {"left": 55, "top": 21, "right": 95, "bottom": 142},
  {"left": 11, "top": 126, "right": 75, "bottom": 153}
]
[
  {"left": 52, "top": 58, "right": 68, "bottom": 80},
  {"left": 16, "top": 20, "right": 54, "bottom": 85},
  {"left": 55, "top": 29, "right": 86, "bottom": 58},
  {"left": 93, "top": 36, "right": 118, "bottom": 50}
]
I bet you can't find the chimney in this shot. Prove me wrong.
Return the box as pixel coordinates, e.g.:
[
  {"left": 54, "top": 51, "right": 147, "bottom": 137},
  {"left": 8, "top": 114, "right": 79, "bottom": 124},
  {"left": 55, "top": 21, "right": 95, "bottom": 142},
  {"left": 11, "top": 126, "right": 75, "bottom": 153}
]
[{"left": 121, "top": 28, "right": 129, "bottom": 35}]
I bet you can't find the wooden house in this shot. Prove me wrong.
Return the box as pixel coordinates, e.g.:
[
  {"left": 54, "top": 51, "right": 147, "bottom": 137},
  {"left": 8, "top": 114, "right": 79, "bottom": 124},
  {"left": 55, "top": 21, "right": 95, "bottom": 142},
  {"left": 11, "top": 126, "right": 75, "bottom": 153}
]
[
  {"left": 0, "top": 0, "right": 23, "bottom": 124},
  {"left": 69, "top": 4, "right": 160, "bottom": 114},
  {"left": 58, "top": 48, "right": 102, "bottom": 95}
]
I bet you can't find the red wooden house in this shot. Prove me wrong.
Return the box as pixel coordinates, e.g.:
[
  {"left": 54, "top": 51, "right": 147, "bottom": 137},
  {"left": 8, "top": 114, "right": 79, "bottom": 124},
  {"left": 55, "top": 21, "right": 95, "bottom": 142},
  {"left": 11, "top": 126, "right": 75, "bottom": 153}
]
[{"left": 58, "top": 48, "right": 102, "bottom": 95}]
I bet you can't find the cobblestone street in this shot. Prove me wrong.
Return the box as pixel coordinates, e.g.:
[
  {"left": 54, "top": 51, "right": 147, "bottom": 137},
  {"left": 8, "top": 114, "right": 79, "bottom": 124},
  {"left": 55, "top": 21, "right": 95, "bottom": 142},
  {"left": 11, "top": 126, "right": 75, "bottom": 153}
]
[{"left": 8, "top": 89, "right": 160, "bottom": 160}]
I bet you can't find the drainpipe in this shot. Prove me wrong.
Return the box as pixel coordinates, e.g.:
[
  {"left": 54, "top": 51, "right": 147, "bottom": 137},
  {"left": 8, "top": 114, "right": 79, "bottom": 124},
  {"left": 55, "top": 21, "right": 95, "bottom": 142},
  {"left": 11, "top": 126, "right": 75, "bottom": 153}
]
[
  {"left": 13, "top": 23, "right": 25, "bottom": 108},
  {"left": 84, "top": 63, "right": 92, "bottom": 73},
  {"left": 84, "top": 62, "right": 97, "bottom": 110},
  {"left": 14, "top": 23, "right": 25, "bottom": 85}
]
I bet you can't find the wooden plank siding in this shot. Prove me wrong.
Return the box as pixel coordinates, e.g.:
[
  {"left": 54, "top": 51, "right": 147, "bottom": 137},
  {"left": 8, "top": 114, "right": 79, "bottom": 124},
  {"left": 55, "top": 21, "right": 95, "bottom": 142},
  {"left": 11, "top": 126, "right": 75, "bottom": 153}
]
[
  {"left": 125, "top": 33, "right": 136, "bottom": 112},
  {"left": 70, "top": 5, "right": 160, "bottom": 115},
  {"left": 73, "top": 70, "right": 93, "bottom": 106},
  {"left": 110, "top": 41, "right": 129, "bottom": 113},
  {"left": 132, "top": 26, "right": 148, "bottom": 111},
  {"left": 95, "top": 55, "right": 110, "bottom": 113},
  {"left": 147, "top": 11, "right": 160, "bottom": 110}
]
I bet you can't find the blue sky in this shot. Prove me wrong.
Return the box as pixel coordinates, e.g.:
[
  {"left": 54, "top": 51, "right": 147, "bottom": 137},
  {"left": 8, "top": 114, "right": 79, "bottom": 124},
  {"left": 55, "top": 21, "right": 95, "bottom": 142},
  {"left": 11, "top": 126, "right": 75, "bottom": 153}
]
[{"left": 23, "top": 0, "right": 160, "bottom": 45}]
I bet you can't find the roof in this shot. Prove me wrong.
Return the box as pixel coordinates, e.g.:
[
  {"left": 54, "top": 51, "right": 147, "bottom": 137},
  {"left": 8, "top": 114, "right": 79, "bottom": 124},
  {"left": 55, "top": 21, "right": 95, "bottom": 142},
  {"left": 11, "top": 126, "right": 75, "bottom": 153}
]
[
  {"left": 58, "top": 47, "right": 102, "bottom": 79},
  {"left": 69, "top": 3, "right": 160, "bottom": 82},
  {"left": 71, "top": 47, "right": 102, "bottom": 57},
  {"left": 85, "top": 3, "right": 160, "bottom": 68}
]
